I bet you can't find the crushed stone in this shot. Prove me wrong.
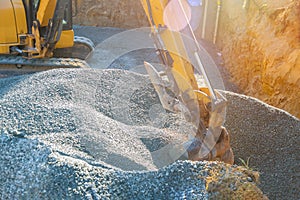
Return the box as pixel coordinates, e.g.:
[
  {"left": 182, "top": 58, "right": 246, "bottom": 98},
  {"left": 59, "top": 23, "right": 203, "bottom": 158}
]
[{"left": 0, "top": 68, "right": 270, "bottom": 199}]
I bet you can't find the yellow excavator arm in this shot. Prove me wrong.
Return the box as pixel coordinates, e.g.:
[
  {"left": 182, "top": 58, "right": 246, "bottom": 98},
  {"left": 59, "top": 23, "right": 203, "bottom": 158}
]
[{"left": 140, "top": 0, "right": 234, "bottom": 164}]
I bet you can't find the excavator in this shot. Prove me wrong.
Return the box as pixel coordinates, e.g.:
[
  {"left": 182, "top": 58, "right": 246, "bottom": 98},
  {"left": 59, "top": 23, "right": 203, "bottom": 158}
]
[
  {"left": 0, "top": 0, "right": 94, "bottom": 71},
  {"left": 0, "top": 0, "right": 234, "bottom": 164},
  {"left": 140, "top": 0, "right": 234, "bottom": 164}
]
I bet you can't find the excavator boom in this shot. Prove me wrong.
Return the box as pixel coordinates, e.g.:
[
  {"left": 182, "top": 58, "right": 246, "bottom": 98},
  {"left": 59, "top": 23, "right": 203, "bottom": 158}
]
[{"left": 140, "top": 0, "right": 234, "bottom": 164}]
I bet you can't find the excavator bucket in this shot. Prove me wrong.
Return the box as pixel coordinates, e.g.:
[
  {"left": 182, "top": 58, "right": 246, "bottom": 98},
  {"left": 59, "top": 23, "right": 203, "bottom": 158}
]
[{"left": 144, "top": 61, "right": 198, "bottom": 123}]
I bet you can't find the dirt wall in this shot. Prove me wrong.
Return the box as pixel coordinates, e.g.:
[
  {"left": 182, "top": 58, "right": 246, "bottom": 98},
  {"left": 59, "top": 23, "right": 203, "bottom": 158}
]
[
  {"left": 73, "top": 0, "right": 148, "bottom": 28},
  {"left": 217, "top": 0, "right": 300, "bottom": 118}
]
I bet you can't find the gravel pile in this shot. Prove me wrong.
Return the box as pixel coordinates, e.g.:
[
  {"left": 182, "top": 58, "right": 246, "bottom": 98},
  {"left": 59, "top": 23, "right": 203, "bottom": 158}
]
[
  {"left": 0, "top": 69, "right": 268, "bottom": 199},
  {"left": 223, "top": 91, "right": 300, "bottom": 200},
  {"left": 0, "top": 69, "right": 189, "bottom": 171},
  {"left": 0, "top": 134, "right": 208, "bottom": 199}
]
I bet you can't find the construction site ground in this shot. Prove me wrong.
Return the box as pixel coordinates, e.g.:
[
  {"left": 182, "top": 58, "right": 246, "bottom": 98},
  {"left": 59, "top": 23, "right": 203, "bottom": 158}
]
[{"left": 0, "top": 26, "right": 299, "bottom": 199}]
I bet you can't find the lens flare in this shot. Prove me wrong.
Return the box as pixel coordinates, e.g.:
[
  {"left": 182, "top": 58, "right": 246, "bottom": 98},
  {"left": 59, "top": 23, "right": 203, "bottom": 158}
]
[{"left": 163, "top": 0, "right": 192, "bottom": 32}]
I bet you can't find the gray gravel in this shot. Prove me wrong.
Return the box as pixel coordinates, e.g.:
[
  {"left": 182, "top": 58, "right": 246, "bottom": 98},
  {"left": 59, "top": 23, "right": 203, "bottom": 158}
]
[
  {"left": 223, "top": 91, "right": 300, "bottom": 200},
  {"left": 0, "top": 68, "right": 199, "bottom": 198},
  {"left": 0, "top": 130, "right": 208, "bottom": 199},
  {"left": 0, "top": 68, "right": 269, "bottom": 199},
  {"left": 0, "top": 131, "right": 210, "bottom": 199},
  {"left": 0, "top": 69, "right": 189, "bottom": 171}
]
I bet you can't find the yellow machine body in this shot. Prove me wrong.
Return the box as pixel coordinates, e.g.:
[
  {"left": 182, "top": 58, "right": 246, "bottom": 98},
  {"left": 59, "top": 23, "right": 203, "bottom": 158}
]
[
  {"left": 0, "top": 0, "right": 74, "bottom": 57},
  {"left": 0, "top": 0, "right": 27, "bottom": 53},
  {"left": 55, "top": 30, "right": 74, "bottom": 48},
  {"left": 37, "top": 0, "right": 74, "bottom": 49},
  {"left": 37, "top": 0, "right": 57, "bottom": 27}
]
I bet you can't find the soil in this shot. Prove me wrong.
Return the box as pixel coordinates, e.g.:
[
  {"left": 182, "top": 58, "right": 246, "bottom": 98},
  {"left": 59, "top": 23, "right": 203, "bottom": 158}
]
[
  {"left": 73, "top": 0, "right": 148, "bottom": 28},
  {"left": 218, "top": 0, "right": 300, "bottom": 118}
]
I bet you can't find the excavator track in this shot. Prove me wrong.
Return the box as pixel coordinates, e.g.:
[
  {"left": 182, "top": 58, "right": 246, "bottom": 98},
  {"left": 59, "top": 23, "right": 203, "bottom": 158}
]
[
  {"left": 0, "top": 56, "right": 89, "bottom": 77},
  {"left": 0, "top": 56, "right": 89, "bottom": 69},
  {"left": 73, "top": 36, "right": 95, "bottom": 50},
  {"left": 53, "top": 36, "right": 95, "bottom": 60},
  {"left": 0, "top": 36, "right": 94, "bottom": 77}
]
